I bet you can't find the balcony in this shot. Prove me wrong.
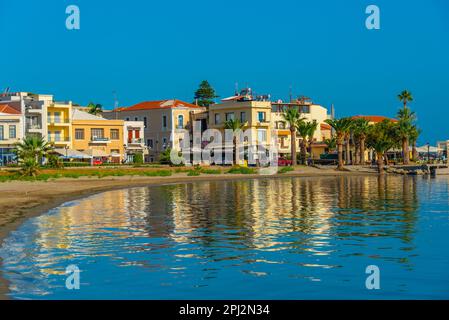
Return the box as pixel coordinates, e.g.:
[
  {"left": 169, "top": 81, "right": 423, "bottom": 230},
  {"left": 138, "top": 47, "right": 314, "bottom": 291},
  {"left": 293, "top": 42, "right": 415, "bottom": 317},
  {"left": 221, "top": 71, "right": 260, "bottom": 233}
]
[
  {"left": 48, "top": 119, "right": 70, "bottom": 126},
  {"left": 90, "top": 137, "right": 110, "bottom": 144},
  {"left": 49, "top": 137, "right": 71, "bottom": 144},
  {"left": 128, "top": 138, "right": 144, "bottom": 145}
]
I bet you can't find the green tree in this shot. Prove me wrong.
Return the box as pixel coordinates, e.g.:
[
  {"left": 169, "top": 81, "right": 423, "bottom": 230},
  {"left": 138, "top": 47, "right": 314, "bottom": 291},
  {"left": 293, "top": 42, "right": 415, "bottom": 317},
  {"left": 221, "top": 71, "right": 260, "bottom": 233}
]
[
  {"left": 15, "top": 136, "right": 54, "bottom": 176},
  {"left": 366, "top": 120, "right": 397, "bottom": 173},
  {"left": 282, "top": 108, "right": 302, "bottom": 165},
  {"left": 324, "top": 118, "right": 354, "bottom": 170},
  {"left": 352, "top": 118, "right": 371, "bottom": 165},
  {"left": 87, "top": 102, "right": 103, "bottom": 115},
  {"left": 324, "top": 137, "right": 337, "bottom": 152},
  {"left": 305, "top": 120, "right": 318, "bottom": 164},
  {"left": 409, "top": 125, "right": 421, "bottom": 161},
  {"left": 397, "top": 107, "right": 416, "bottom": 164},
  {"left": 397, "top": 90, "right": 413, "bottom": 110},
  {"left": 296, "top": 120, "right": 309, "bottom": 165},
  {"left": 224, "top": 119, "right": 245, "bottom": 164},
  {"left": 193, "top": 80, "right": 218, "bottom": 107}
]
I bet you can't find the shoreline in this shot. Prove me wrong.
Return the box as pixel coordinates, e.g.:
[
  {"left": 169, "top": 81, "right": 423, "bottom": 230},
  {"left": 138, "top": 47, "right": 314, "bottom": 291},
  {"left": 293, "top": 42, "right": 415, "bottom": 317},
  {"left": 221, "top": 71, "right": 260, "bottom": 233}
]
[{"left": 0, "top": 167, "right": 375, "bottom": 300}]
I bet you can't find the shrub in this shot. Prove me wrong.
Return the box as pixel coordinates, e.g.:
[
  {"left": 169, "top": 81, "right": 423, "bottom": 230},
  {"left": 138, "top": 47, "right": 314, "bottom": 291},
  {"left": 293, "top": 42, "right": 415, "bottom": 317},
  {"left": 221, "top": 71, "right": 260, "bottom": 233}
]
[
  {"left": 63, "top": 162, "right": 90, "bottom": 167},
  {"left": 187, "top": 169, "right": 201, "bottom": 176},
  {"left": 226, "top": 166, "right": 256, "bottom": 174},
  {"left": 278, "top": 166, "right": 294, "bottom": 174},
  {"left": 201, "top": 168, "right": 221, "bottom": 175},
  {"left": 133, "top": 153, "right": 144, "bottom": 164},
  {"left": 142, "top": 170, "right": 172, "bottom": 177}
]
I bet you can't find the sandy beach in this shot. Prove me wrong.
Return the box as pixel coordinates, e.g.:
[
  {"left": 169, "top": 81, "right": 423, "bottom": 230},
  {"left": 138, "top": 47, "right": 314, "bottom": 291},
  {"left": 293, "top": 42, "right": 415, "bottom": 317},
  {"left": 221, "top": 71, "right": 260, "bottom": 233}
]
[{"left": 0, "top": 166, "right": 375, "bottom": 299}]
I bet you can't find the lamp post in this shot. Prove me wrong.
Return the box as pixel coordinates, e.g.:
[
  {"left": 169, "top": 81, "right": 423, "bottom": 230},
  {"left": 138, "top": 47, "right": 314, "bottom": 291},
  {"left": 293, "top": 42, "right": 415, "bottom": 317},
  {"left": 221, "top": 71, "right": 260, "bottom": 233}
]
[
  {"left": 426, "top": 142, "right": 430, "bottom": 163},
  {"left": 65, "top": 145, "right": 69, "bottom": 158}
]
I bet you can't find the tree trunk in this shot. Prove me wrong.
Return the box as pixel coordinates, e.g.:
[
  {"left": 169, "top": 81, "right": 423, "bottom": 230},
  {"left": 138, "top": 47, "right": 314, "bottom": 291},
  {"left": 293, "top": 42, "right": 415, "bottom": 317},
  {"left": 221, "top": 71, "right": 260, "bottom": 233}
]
[
  {"left": 383, "top": 152, "right": 389, "bottom": 165},
  {"left": 291, "top": 128, "right": 297, "bottom": 165},
  {"left": 301, "top": 139, "right": 307, "bottom": 165},
  {"left": 360, "top": 138, "right": 366, "bottom": 165},
  {"left": 354, "top": 143, "right": 360, "bottom": 165},
  {"left": 337, "top": 143, "right": 344, "bottom": 170},
  {"left": 402, "top": 137, "right": 409, "bottom": 165},
  {"left": 345, "top": 137, "right": 351, "bottom": 165},
  {"left": 377, "top": 151, "right": 384, "bottom": 174}
]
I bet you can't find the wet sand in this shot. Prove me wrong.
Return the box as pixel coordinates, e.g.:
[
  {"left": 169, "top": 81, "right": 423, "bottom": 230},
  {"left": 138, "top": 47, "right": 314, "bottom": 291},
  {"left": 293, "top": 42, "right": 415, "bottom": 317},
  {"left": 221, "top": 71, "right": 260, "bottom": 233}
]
[{"left": 0, "top": 167, "right": 374, "bottom": 299}]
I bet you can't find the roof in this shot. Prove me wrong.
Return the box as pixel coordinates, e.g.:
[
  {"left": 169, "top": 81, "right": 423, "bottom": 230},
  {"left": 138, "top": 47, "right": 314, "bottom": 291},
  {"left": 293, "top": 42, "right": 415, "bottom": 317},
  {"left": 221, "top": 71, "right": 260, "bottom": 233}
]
[
  {"left": 352, "top": 115, "right": 398, "bottom": 123},
  {"left": 320, "top": 123, "right": 331, "bottom": 130},
  {"left": 72, "top": 109, "right": 106, "bottom": 121},
  {"left": 0, "top": 104, "right": 21, "bottom": 115},
  {"left": 115, "top": 99, "right": 201, "bottom": 112}
]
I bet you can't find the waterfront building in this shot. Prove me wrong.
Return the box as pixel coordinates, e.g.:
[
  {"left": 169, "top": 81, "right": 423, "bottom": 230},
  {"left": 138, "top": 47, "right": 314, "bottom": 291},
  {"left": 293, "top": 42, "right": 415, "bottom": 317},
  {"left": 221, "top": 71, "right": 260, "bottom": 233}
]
[
  {"left": 0, "top": 92, "right": 52, "bottom": 140},
  {"left": 47, "top": 100, "right": 73, "bottom": 148},
  {"left": 123, "top": 120, "right": 147, "bottom": 163},
  {"left": 103, "top": 99, "right": 205, "bottom": 162},
  {"left": 71, "top": 109, "right": 125, "bottom": 163},
  {"left": 0, "top": 104, "right": 23, "bottom": 165}
]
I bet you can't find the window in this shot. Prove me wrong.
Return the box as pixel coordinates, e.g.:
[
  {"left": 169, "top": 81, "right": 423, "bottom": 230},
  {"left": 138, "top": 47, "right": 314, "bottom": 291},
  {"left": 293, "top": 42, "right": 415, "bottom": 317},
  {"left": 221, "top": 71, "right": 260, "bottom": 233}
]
[
  {"left": 257, "top": 112, "right": 266, "bottom": 122},
  {"left": 257, "top": 129, "right": 267, "bottom": 142},
  {"left": 111, "top": 149, "right": 120, "bottom": 155},
  {"left": 163, "top": 137, "right": 167, "bottom": 149},
  {"left": 277, "top": 121, "right": 285, "bottom": 129},
  {"left": 0, "top": 125, "right": 3, "bottom": 140},
  {"left": 110, "top": 129, "right": 120, "bottom": 140},
  {"left": 75, "top": 129, "right": 85, "bottom": 140},
  {"left": 214, "top": 113, "right": 221, "bottom": 124},
  {"left": 126, "top": 117, "right": 130, "bottom": 121},
  {"left": 147, "top": 139, "right": 154, "bottom": 148},
  {"left": 143, "top": 117, "right": 147, "bottom": 128},
  {"left": 47, "top": 112, "right": 51, "bottom": 123},
  {"left": 162, "top": 115, "right": 167, "bottom": 128},
  {"left": 240, "top": 112, "right": 246, "bottom": 123},
  {"left": 9, "top": 125, "right": 16, "bottom": 139},
  {"left": 54, "top": 112, "right": 61, "bottom": 123},
  {"left": 178, "top": 115, "right": 184, "bottom": 128},
  {"left": 91, "top": 128, "right": 104, "bottom": 140},
  {"left": 225, "top": 112, "right": 235, "bottom": 121},
  {"left": 134, "top": 117, "right": 138, "bottom": 121},
  {"left": 54, "top": 131, "right": 61, "bottom": 142}
]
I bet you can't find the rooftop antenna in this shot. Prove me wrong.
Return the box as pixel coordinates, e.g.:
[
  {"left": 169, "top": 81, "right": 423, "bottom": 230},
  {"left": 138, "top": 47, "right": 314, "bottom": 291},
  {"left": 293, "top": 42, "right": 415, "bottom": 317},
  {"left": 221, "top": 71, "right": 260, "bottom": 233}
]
[
  {"left": 113, "top": 90, "right": 119, "bottom": 119},
  {"left": 234, "top": 82, "right": 239, "bottom": 95}
]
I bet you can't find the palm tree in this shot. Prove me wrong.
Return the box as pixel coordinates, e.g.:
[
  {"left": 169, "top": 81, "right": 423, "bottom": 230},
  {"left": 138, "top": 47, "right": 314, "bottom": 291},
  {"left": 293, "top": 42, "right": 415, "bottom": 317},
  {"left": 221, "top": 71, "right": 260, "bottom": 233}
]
[
  {"left": 324, "top": 137, "right": 337, "bottom": 152},
  {"left": 397, "top": 90, "right": 413, "bottom": 110},
  {"left": 397, "top": 107, "right": 416, "bottom": 164},
  {"left": 409, "top": 125, "right": 421, "bottom": 162},
  {"left": 324, "top": 118, "right": 354, "bottom": 170},
  {"left": 15, "top": 136, "right": 54, "bottom": 176},
  {"left": 282, "top": 108, "right": 302, "bottom": 165},
  {"left": 87, "top": 102, "right": 103, "bottom": 115},
  {"left": 366, "top": 120, "right": 397, "bottom": 173},
  {"left": 306, "top": 120, "right": 318, "bottom": 164},
  {"left": 224, "top": 118, "right": 245, "bottom": 165},
  {"left": 352, "top": 118, "right": 371, "bottom": 165},
  {"left": 296, "top": 119, "right": 309, "bottom": 165}
]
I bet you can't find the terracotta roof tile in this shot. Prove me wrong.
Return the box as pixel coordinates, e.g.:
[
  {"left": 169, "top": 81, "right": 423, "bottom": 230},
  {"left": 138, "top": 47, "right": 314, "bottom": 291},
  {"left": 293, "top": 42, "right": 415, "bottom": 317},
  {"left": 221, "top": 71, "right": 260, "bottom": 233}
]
[
  {"left": 352, "top": 115, "right": 398, "bottom": 123},
  {"left": 0, "top": 104, "right": 21, "bottom": 115},
  {"left": 115, "top": 99, "right": 200, "bottom": 112}
]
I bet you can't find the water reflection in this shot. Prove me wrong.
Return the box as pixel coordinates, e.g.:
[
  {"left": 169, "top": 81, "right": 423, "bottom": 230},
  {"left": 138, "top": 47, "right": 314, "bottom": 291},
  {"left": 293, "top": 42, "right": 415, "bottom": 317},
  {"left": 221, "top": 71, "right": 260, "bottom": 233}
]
[{"left": 1, "top": 175, "right": 448, "bottom": 299}]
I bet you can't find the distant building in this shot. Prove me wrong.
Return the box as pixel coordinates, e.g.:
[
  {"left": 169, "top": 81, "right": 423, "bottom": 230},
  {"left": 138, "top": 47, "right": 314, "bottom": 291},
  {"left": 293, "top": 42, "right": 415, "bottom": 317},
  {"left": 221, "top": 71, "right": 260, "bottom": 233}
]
[
  {"left": 103, "top": 99, "right": 205, "bottom": 162},
  {"left": 71, "top": 109, "right": 125, "bottom": 163},
  {"left": 0, "top": 105, "right": 23, "bottom": 165},
  {"left": 123, "top": 121, "right": 147, "bottom": 163}
]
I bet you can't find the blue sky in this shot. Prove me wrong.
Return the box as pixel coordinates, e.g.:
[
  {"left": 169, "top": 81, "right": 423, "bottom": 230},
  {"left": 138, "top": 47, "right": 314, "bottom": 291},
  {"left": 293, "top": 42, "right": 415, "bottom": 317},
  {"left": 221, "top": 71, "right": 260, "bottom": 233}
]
[{"left": 1, "top": 0, "right": 448, "bottom": 144}]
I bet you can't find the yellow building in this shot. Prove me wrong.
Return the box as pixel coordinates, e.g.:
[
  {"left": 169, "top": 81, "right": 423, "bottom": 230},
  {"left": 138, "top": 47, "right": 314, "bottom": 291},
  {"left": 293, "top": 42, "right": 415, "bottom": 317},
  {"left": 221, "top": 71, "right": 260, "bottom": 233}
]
[
  {"left": 71, "top": 109, "right": 125, "bottom": 163},
  {"left": 47, "top": 101, "right": 72, "bottom": 148}
]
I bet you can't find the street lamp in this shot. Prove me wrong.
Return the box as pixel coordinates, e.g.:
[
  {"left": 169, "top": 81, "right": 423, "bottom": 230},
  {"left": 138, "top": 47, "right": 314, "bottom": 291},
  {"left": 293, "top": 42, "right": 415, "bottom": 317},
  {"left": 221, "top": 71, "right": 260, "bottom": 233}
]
[
  {"left": 426, "top": 142, "right": 430, "bottom": 163},
  {"left": 65, "top": 145, "right": 69, "bottom": 158}
]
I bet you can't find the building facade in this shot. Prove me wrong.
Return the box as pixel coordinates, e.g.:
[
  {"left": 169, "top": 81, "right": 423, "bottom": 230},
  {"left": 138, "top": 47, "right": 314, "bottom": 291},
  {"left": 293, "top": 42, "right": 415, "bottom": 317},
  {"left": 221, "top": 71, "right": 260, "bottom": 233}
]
[
  {"left": 0, "top": 105, "right": 23, "bottom": 165},
  {"left": 103, "top": 99, "right": 205, "bottom": 162},
  {"left": 71, "top": 109, "right": 125, "bottom": 163}
]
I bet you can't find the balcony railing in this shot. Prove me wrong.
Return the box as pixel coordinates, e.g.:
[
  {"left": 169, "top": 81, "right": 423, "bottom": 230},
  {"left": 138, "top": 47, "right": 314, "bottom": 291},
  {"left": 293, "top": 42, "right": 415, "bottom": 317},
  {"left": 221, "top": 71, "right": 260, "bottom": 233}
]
[
  {"left": 49, "top": 119, "right": 70, "bottom": 125},
  {"left": 128, "top": 138, "right": 143, "bottom": 144},
  {"left": 50, "top": 137, "right": 71, "bottom": 142},
  {"left": 90, "top": 137, "right": 110, "bottom": 143}
]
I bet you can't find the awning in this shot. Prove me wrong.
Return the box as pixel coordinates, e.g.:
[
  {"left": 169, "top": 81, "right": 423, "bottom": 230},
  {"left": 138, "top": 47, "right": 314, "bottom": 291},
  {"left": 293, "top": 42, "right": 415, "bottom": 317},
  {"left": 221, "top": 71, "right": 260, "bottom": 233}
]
[
  {"left": 84, "top": 149, "right": 110, "bottom": 157},
  {"left": 416, "top": 145, "right": 439, "bottom": 153},
  {"left": 54, "top": 148, "right": 92, "bottom": 159}
]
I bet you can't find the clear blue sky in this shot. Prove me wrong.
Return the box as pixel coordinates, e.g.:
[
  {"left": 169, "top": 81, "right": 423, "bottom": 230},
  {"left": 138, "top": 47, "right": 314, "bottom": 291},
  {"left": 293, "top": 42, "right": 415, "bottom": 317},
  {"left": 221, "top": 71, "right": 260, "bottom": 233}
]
[{"left": 1, "top": 0, "right": 448, "bottom": 144}]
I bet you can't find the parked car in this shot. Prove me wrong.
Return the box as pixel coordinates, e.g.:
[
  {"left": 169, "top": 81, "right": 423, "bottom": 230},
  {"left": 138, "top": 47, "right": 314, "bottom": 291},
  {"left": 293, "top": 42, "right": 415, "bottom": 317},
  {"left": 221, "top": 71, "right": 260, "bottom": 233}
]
[
  {"left": 278, "top": 158, "right": 293, "bottom": 166},
  {"left": 93, "top": 159, "right": 103, "bottom": 166}
]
